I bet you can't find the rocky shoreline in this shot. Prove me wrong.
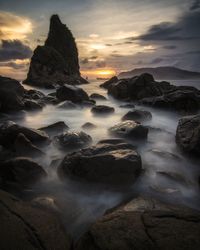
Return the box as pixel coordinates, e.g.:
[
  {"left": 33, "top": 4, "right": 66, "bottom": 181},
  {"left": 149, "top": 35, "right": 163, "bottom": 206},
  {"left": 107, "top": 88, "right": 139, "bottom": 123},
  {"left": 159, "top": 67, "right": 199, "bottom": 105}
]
[{"left": 0, "top": 14, "right": 200, "bottom": 250}]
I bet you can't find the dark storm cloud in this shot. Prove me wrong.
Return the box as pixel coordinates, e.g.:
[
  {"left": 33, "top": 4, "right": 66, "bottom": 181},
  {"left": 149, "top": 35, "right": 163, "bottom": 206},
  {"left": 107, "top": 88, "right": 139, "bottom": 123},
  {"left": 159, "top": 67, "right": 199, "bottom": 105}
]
[
  {"left": 163, "top": 45, "right": 177, "bottom": 49},
  {"left": 139, "top": 22, "right": 182, "bottom": 41},
  {"left": 0, "top": 40, "right": 32, "bottom": 61},
  {"left": 128, "top": 8, "right": 200, "bottom": 42},
  {"left": 190, "top": 0, "right": 200, "bottom": 11},
  {"left": 0, "top": 61, "right": 29, "bottom": 69},
  {"left": 81, "top": 58, "right": 89, "bottom": 64},
  {"left": 96, "top": 61, "right": 106, "bottom": 67},
  {"left": 151, "top": 58, "right": 164, "bottom": 64}
]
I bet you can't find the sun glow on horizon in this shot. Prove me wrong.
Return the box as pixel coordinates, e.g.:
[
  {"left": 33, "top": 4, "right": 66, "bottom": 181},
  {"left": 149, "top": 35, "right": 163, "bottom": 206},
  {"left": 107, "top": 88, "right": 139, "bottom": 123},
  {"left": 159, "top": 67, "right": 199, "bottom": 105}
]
[{"left": 81, "top": 69, "right": 116, "bottom": 78}]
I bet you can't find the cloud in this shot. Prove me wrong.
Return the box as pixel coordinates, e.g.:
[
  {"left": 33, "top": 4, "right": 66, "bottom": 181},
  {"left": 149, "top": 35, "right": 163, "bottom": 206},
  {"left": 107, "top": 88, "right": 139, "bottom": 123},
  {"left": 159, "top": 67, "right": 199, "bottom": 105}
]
[
  {"left": 138, "top": 22, "right": 182, "bottom": 41},
  {"left": 0, "top": 40, "right": 32, "bottom": 61},
  {"left": 96, "top": 60, "right": 106, "bottom": 68},
  {"left": 163, "top": 45, "right": 177, "bottom": 49},
  {"left": 190, "top": 0, "right": 200, "bottom": 11},
  {"left": 128, "top": 8, "right": 200, "bottom": 42},
  {"left": 81, "top": 58, "right": 89, "bottom": 64},
  {"left": 151, "top": 57, "right": 164, "bottom": 64},
  {"left": 0, "top": 11, "right": 33, "bottom": 40}
]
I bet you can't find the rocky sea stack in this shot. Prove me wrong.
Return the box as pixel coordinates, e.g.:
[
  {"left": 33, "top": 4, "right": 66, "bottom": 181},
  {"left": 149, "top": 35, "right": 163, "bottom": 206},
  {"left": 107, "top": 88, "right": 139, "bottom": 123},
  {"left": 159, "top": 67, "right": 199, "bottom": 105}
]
[{"left": 24, "top": 15, "right": 87, "bottom": 88}]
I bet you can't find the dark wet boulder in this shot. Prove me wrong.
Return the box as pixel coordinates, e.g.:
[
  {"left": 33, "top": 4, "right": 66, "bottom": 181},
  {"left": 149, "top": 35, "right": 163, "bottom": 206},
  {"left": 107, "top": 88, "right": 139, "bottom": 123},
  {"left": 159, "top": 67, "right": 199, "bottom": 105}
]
[
  {"left": 81, "top": 122, "right": 97, "bottom": 130},
  {"left": 0, "top": 121, "right": 50, "bottom": 148},
  {"left": 24, "top": 99, "right": 43, "bottom": 110},
  {"left": 0, "top": 190, "right": 72, "bottom": 250},
  {"left": 109, "top": 120, "right": 148, "bottom": 140},
  {"left": 54, "top": 131, "right": 92, "bottom": 150},
  {"left": 81, "top": 100, "right": 96, "bottom": 107},
  {"left": 24, "top": 15, "right": 86, "bottom": 87},
  {"left": 122, "top": 109, "right": 152, "bottom": 122},
  {"left": 0, "top": 157, "right": 46, "bottom": 191},
  {"left": 141, "top": 87, "right": 200, "bottom": 113},
  {"left": 107, "top": 73, "right": 200, "bottom": 113},
  {"left": 58, "top": 141, "right": 142, "bottom": 186},
  {"left": 75, "top": 197, "right": 200, "bottom": 250},
  {"left": 90, "top": 93, "right": 107, "bottom": 100},
  {"left": 57, "top": 100, "right": 78, "bottom": 109},
  {"left": 120, "top": 103, "right": 135, "bottom": 109},
  {"left": 91, "top": 105, "right": 115, "bottom": 115},
  {"left": 176, "top": 114, "right": 200, "bottom": 155},
  {"left": 39, "top": 121, "right": 69, "bottom": 136},
  {"left": 0, "top": 76, "right": 25, "bottom": 112},
  {"left": 108, "top": 74, "right": 173, "bottom": 101},
  {"left": 24, "top": 89, "right": 45, "bottom": 100},
  {"left": 97, "top": 138, "right": 127, "bottom": 145},
  {"left": 56, "top": 84, "right": 89, "bottom": 103},
  {"left": 14, "top": 133, "right": 45, "bottom": 157},
  {"left": 100, "top": 76, "right": 118, "bottom": 89}
]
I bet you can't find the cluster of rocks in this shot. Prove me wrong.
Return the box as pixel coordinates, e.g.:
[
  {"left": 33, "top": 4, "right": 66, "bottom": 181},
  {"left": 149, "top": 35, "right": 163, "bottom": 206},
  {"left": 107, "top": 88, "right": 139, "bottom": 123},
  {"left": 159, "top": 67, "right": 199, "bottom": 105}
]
[
  {"left": 0, "top": 74, "right": 96, "bottom": 113},
  {"left": 102, "top": 73, "right": 200, "bottom": 113}
]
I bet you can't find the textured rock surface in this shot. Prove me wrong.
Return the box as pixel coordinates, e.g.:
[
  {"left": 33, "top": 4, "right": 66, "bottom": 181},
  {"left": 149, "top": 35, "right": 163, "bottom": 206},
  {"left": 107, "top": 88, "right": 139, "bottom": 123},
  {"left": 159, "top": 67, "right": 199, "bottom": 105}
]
[
  {"left": 0, "top": 157, "right": 46, "bottom": 191},
  {"left": 141, "top": 87, "right": 200, "bottom": 113},
  {"left": 75, "top": 197, "right": 200, "bottom": 250},
  {"left": 109, "top": 120, "right": 148, "bottom": 140},
  {"left": 24, "top": 15, "right": 86, "bottom": 87},
  {"left": 0, "top": 76, "right": 25, "bottom": 111},
  {"left": 14, "top": 133, "right": 45, "bottom": 157},
  {"left": 0, "top": 121, "right": 50, "bottom": 149},
  {"left": 54, "top": 131, "right": 92, "bottom": 150},
  {"left": 58, "top": 141, "right": 141, "bottom": 186},
  {"left": 56, "top": 84, "right": 89, "bottom": 103},
  {"left": 91, "top": 105, "right": 115, "bottom": 115},
  {"left": 0, "top": 190, "right": 72, "bottom": 250},
  {"left": 176, "top": 114, "right": 200, "bottom": 155},
  {"left": 90, "top": 93, "right": 107, "bottom": 100},
  {"left": 122, "top": 109, "right": 152, "bottom": 122},
  {"left": 39, "top": 121, "right": 69, "bottom": 136},
  {"left": 105, "top": 74, "right": 200, "bottom": 113}
]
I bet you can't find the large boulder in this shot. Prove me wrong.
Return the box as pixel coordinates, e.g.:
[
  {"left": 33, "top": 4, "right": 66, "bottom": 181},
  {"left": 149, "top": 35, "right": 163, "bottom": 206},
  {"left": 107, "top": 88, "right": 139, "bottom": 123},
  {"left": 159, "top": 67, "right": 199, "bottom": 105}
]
[
  {"left": 39, "top": 121, "right": 69, "bottom": 136},
  {"left": 109, "top": 121, "right": 148, "bottom": 140},
  {"left": 0, "top": 157, "right": 46, "bottom": 191},
  {"left": 75, "top": 197, "right": 200, "bottom": 250},
  {"left": 91, "top": 105, "right": 115, "bottom": 115},
  {"left": 0, "top": 76, "right": 25, "bottom": 111},
  {"left": 108, "top": 73, "right": 172, "bottom": 100},
  {"left": 122, "top": 109, "right": 152, "bottom": 122},
  {"left": 176, "top": 114, "right": 200, "bottom": 155},
  {"left": 58, "top": 141, "right": 142, "bottom": 186},
  {"left": 57, "top": 100, "right": 78, "bottom": 109},
  {"left": 24, "top": 14, "right": 87, "bottom": 87},
  {"left": 54, "top": 131, "right": 92, "bottom": 150},
  {"left": 56, "top": 84, "right": 89, "bottom": 103},
  {"left": 141, "top": 87, "right": 200, "bottom": 113},
  {"left": 100, "top": 76, "right": 119, "bottom": 89},
  {"left": 14, "top": 133, "right": 45, "bottom": 157},
  {"left": 81, "top": 122, "right": 97, "bottom": 130},
  {"left": 0, "top": 190, "right": 72, "bottom": 249},
  {"left": 90, "top": 93, "right": 107, "bottom": 100},
  {"left": 0, "top": 121, "right": 50, "bottom": 149}
]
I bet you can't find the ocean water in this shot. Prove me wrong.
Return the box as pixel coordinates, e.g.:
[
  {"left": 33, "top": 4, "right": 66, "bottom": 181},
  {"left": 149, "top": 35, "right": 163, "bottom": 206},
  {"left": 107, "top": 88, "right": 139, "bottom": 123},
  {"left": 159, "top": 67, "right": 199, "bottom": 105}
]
[{"left": 2, "top": 79, "right": 200, "bottom": 239}]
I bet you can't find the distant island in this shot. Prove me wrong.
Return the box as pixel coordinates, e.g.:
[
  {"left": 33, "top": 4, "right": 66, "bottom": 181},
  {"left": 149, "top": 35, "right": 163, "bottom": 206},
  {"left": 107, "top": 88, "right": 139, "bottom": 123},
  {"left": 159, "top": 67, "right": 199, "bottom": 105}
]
[{"left": 118, "top": 66, "right": 200, "bottom": 80}]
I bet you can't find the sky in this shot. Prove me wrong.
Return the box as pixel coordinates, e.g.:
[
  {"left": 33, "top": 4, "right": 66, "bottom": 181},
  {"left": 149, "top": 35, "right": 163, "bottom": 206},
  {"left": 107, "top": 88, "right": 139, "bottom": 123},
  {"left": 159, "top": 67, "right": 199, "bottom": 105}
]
[{"left": 0, "top": 0, "right": 199, "bottom": 79}]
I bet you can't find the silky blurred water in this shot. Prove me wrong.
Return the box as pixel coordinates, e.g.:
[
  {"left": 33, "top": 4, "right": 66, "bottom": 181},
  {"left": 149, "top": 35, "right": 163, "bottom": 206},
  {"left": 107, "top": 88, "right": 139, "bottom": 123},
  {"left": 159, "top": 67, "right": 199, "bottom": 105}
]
[{"left": 2, "top": 79, "right": 200, "bottom": 239}]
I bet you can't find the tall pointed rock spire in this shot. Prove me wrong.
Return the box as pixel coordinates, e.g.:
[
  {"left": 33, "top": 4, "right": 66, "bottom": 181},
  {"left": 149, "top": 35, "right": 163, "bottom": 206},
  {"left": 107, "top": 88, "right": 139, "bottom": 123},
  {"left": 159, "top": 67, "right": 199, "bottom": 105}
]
[{"left": 24, "top": 14, "right": 86, "bottom": 88}]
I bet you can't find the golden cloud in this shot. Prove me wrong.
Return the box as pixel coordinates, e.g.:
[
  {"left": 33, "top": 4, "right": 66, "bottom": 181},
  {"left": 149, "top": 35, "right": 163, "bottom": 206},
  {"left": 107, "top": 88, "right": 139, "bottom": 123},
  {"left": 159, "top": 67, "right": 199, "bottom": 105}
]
[{"left": 0, "top": 11, "right": 33, "bottom": 40}]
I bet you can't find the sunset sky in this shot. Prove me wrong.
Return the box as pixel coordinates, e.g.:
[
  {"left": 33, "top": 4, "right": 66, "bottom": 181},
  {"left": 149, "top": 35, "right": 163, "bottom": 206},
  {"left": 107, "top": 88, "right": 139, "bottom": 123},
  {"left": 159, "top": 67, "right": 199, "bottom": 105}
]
[{"left": 0, "top": 0, "right": 199, "bottom": 79}]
